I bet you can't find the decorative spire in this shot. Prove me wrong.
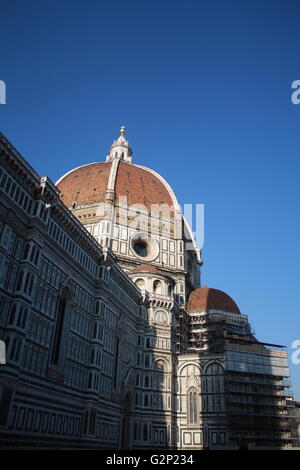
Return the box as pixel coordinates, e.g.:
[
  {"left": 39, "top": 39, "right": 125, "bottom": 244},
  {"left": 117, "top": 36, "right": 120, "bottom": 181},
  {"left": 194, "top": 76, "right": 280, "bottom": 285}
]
[{"left": 106, "top": 126, "right": 133, "bottom": 163}]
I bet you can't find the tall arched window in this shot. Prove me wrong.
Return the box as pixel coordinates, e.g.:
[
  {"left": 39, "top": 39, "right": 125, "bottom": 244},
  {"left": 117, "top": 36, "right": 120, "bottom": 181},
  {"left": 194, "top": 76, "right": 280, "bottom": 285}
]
[
  {"left": 51, "top": 290, "right": 70, "bottom": 366},
  {"left": 187, "top": 388, "right": 198, "bottom": 425}
]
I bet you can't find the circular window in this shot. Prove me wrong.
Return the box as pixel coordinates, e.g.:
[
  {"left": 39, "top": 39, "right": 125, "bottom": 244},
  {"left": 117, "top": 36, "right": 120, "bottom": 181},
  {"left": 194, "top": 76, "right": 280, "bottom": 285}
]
[
  {"left": 130, "top": 232, "right": 159, "bottom": 261},
  {"left": 133, "top": 239, "right": 148, "bottom": 257}
]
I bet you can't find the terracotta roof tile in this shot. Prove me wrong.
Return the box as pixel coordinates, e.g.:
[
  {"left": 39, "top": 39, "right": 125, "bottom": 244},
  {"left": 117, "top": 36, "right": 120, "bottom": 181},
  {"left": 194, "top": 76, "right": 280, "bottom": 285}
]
[
  {"left": 188, "top": 286, "right": 241, "bottom": 314},
  {"left": 57, "top": 160, "right": 174, "bottom": 212},
  {"left": 57, "top": 162, "right": 111, "bottom": 207}
]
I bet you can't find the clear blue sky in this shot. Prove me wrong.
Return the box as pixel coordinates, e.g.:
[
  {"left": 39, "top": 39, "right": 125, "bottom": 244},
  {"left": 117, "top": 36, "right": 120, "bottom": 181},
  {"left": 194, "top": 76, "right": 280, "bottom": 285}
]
[{"left": 0, "top": 0, "right": 299, "bottom": 399}]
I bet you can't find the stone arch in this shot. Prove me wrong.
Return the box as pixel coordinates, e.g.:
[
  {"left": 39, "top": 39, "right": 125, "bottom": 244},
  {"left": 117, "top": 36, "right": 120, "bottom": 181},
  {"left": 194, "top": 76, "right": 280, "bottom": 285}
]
[
  {"left": 154, "top": 358, "right": 169, "bottom": 372},
  {"left": 178, "top": 362, "right": 202, "bottom": 377},
  {"left": 204, "top": 361, "right": 224, "bottom": 375}
]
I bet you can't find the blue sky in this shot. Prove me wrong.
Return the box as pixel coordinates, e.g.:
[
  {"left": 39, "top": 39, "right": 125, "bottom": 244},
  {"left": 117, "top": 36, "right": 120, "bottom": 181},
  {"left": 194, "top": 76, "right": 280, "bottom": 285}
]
[{"left": 0, "top": 0, "right": 299, "bottom": 399}]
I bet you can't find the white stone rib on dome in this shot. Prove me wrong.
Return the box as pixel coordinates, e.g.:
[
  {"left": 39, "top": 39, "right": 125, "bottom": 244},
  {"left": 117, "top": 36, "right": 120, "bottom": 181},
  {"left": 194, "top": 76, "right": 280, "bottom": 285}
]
[{"left": 135, "top": 164, "right": 201, "bottom": 261}]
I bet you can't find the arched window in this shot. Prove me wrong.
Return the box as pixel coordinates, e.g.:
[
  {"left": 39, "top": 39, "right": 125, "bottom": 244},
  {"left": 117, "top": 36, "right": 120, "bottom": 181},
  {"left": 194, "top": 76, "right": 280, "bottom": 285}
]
[
  {"left": 187, "top": 388, "right": 198, "bottom": 425},
  {"left": 51, "top": 292, "right": 69, "bottom": 366},
  {"left": 135, "top": 278, "right": 145, "bottom": 290},
  {"left": 155, "top": 310, "right": 168, "bottom": 324},
  {"left": 167, "top": 284, "right": 172, "bottom": 296},
  {"left": 154, "top": 359, "right": 167, "bottom": 371},
  {"left": 153, "top": 280, "right": 162, "bottom": 294}
]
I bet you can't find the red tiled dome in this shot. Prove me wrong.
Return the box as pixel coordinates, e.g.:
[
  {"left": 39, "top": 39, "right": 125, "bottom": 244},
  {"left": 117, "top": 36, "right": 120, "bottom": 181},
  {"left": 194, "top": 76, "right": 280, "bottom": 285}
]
[
  {"left": 57, "top": 162, "right": 111, "bottom": 207},
  {"left": 56, "top": 160, "right": 174, "bottom": 211},
  {"left": 187, "top": 286, "right": 240, "bottom": 314}
]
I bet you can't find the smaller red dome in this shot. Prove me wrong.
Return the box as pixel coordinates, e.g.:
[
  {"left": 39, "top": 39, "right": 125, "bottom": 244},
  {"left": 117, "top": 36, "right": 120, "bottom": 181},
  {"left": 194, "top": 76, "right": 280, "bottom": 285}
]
[{"left": 188, "top": 286, "right": 240, "bottom": 314}]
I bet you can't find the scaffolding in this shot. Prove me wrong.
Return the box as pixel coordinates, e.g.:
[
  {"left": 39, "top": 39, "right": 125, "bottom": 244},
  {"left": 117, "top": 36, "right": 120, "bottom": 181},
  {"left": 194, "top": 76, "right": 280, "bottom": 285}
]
[{"left": 224, "top": 343, "right": 297, "bottom": 448}]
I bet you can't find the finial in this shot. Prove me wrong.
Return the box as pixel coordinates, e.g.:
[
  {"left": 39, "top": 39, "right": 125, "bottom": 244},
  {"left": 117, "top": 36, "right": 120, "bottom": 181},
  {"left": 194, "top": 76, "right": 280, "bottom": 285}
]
[{"left": 120, "top": 125, "right": 125, "bottom": 135}]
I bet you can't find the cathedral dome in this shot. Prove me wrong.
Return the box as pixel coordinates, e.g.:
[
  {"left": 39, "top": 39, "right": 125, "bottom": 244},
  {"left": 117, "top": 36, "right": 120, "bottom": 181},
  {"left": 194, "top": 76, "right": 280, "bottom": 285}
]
[
  {"left": 57, "top": 160, "right": 175, "bottom": 211},
  {"left": 55, "top": 127, "right": 202, "bottom": 266},
  {"left": 56, "top": 135, "right": 177, "bottom": 212},
  {"left": 187, "top": 286, "right": 241, "bottom": 314}
]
